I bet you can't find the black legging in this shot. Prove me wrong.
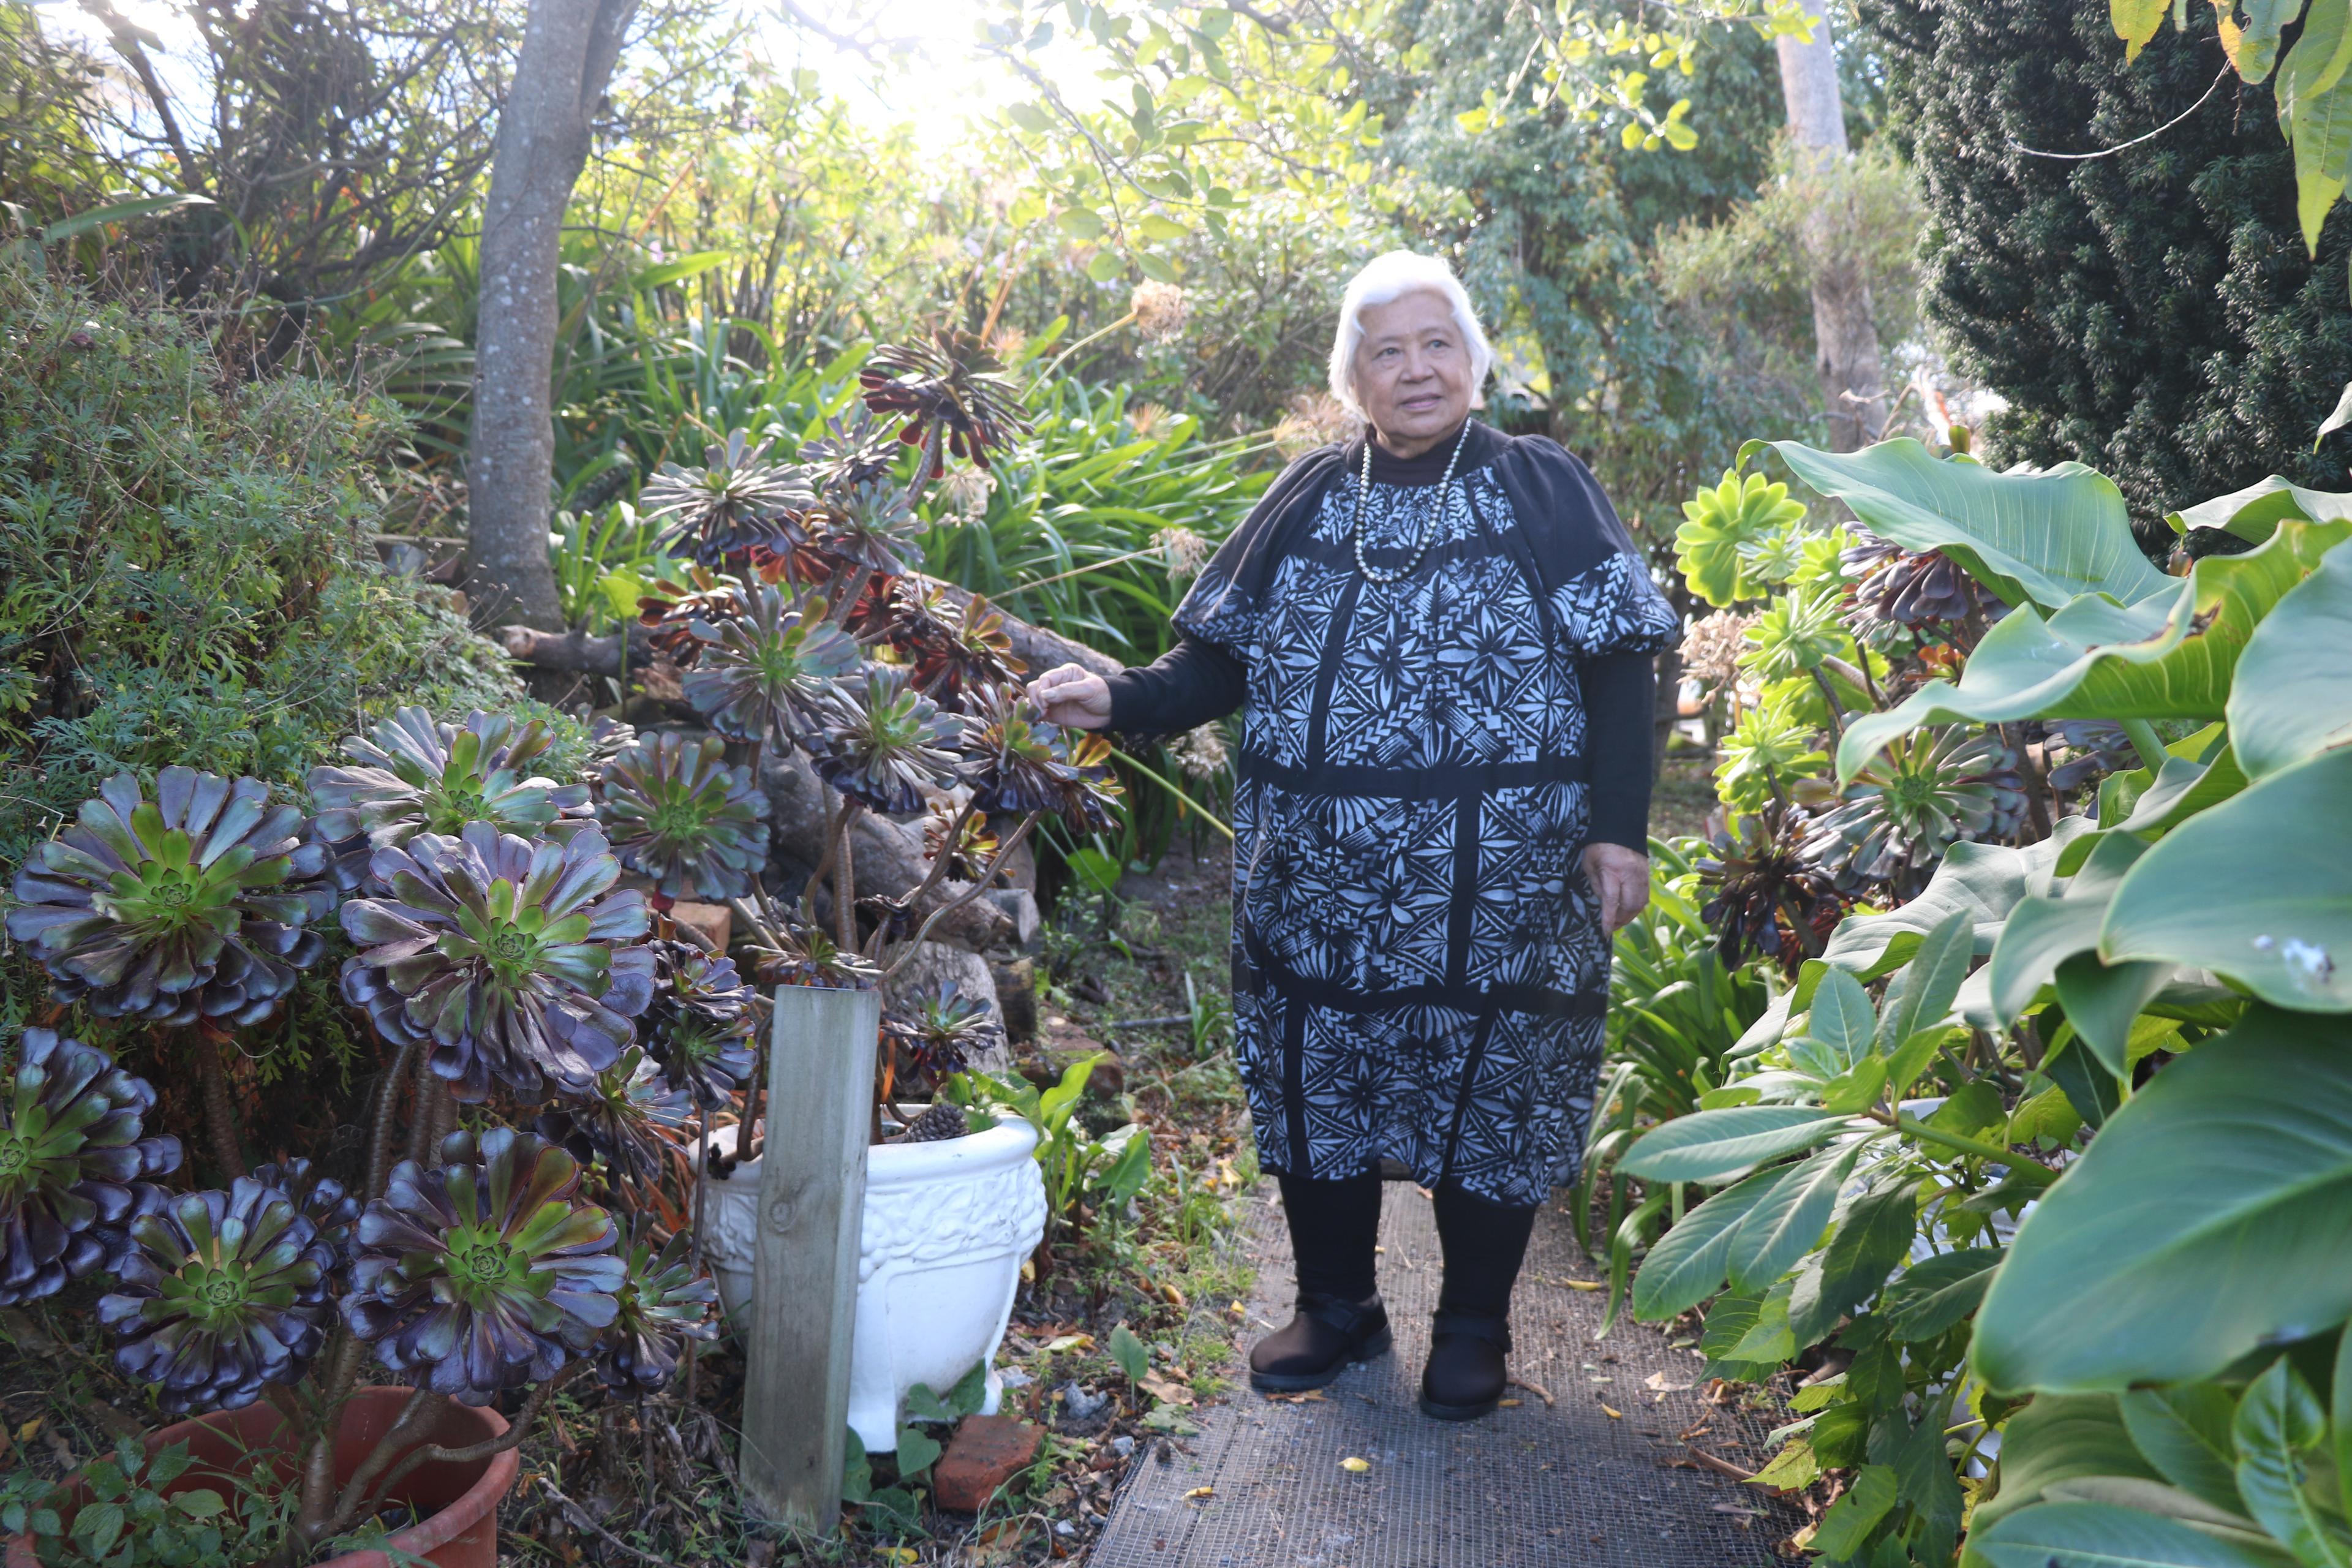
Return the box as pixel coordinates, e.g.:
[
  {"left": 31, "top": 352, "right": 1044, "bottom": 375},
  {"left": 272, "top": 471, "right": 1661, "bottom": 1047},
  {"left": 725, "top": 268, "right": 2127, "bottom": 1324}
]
[{"left": 1278, "top": 1171, "right": 1537, "bottom": 1319}]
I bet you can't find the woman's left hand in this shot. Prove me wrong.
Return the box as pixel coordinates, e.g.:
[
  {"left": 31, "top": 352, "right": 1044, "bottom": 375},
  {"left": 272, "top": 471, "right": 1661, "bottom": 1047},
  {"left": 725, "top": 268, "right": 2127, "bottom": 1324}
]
[{"left": 1581, "top": 843, "right": 1650, "bottom": 937}]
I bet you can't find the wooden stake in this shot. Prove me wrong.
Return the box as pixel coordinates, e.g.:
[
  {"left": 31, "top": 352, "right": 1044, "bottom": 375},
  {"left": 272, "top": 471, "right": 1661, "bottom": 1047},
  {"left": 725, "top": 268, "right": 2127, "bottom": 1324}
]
[{"left": 738, "top": 984, "right": 880, "bottom": 1532}]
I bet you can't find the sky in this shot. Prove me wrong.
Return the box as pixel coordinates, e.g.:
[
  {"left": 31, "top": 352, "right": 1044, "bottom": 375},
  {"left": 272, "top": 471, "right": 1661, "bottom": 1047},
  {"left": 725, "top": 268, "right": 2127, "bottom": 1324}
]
[{"left": 29, "top": 0, "right": 1101, "bottom": 164}]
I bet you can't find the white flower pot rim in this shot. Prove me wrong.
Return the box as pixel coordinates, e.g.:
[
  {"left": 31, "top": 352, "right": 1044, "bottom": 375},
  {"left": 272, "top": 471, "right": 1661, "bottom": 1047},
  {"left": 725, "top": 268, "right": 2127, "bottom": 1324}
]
[{"left": 867, "top": 1115, "right": 1038, "bottom": 1186}]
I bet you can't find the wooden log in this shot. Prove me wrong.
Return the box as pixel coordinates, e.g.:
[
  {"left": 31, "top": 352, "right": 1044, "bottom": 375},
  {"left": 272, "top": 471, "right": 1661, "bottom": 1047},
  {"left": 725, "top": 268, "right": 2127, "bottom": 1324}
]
[
  {"left": 491, "top": 573, "right": 1126, "bottom": 684},
  {"left": 740, "top": 983, "right": 881, "bottom": 1531}
]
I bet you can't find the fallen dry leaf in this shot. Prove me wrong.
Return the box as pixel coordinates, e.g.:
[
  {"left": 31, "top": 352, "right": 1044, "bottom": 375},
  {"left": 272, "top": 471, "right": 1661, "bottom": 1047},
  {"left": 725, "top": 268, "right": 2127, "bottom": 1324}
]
[
  {"left": 1340, "top": 1457, "right": 1371, "bottom": 1473},
  {"left": 1160, "top": 1281, "right": 1187, "bottom": 1308},
  {"left": 1496, "top": 1398, "right": 1523, "bottom": 1409},
  {"left": 1510, "top": 1377, "right": 1556, "bottom": 1408},
  {"left": 1601, "top": 1404, "right": 1623, "bottom": 1419},
  {"left": 1044, "top": 1333, "right": 1095, "bottom": 1353},
  {"left": 1263, "top": 1388, "right": 1326, "bottom": 1404},
  {"left": 1560, "top": 1279, "right": 1604, "bottom": 1292},
  {"left": 1139, "top": 1374, "right": 1195, "bottom": 1406},
  {"left": 1644, "top": 1371, "right": 1695, "bottom": 1393},
  {"left": 1183, "top": 1486, "right": 1215, "bottom": 1501}
]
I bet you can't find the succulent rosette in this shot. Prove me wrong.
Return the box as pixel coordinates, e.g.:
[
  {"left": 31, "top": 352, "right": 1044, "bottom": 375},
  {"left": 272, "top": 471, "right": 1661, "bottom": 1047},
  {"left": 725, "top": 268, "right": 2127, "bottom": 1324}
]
[
  {"left": 640, "top": 429, "right": 816, "bottom": 568},
  {"left": 1840, "top": 531, "right": 1991, "bottom": 634},
  {"left": 308, "top": 709, "right": 594, "bottom": 892},
  {"left": 1696, "top": 806, "right": 1842, "bottom": 973},
  {"left": 595, "top": 733, "right": 769, "bottom": 902},
  {"left": 7, "top": 769, "right": 334, "bottom": 1027},
  {"left": 1796, "top": 728, "right": 2028, "bottom": 897},
  {"left": 798, "top": 411, "right": 903, "bottom": 494},
  {"left": 641, "top": 940, "right": 760, "bottom": 1110},
  {"left": 344, "top": 1128, "right": 622, "bottom": 1404},
  {"left": 97, "top": 1177, "right": 337, "bottom": 1412},
  {"left": 923, "top": 802, "right": 1000, "bottom": 883},
  {"left": 812, "top": 478, "right": 925, "bottom": 577},
  {"left": 812, "top": 666, "right": 964, "bottom": 814},
  {"left": 957, "top": 687, "right": 1122, "bottom": 830},
  {"left": 682, "top": 583, "right": 861, "bottom": 745},
  {"left": 249, "top": 1158, "right": 361, "bottom": 1283},
  {"left": 883, "top": 981, "right": 1003, "bottom": 1084},
  {"left": 533, "top": 1047, "right": 690, "bottom": 1189},
  {"left": 634, "top": 569, "right": 750, "bottom": 666},
  {"left": 745, "top": 917, "right": 880, "bottom": 990},
  {"left": 596, "top": 1221, "right": 717, "bottom": 1393},
  {"left": 1, "top": 1030, "right": 181, "bottom": 1306},
  {"left": 856, "top": 331, "right": 1033, "bottom": 472},
  {"left": 339, "top": 821, "right": 654, "bottom": 1103}
]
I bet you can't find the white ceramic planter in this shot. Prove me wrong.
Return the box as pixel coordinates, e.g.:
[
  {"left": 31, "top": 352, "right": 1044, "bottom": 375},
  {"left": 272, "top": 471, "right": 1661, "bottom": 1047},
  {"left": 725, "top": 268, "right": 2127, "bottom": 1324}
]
[{"left": 699, "top": 1116, "right": 1047, "bottom": 1453}]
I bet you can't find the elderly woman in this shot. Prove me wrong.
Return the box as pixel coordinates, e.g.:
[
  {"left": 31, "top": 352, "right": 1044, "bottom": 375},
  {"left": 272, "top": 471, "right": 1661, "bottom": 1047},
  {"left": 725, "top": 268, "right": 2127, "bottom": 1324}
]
[{"left": 1029, "top": 251, "right": 1676, "bottom": 1422}]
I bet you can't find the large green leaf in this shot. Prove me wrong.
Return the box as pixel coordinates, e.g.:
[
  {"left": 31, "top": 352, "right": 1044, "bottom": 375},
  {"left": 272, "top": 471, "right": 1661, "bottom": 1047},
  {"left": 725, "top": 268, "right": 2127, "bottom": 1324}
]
[
  {"left": 2100, "top": 748, "right": 2352, "bottom": 1012},
  {"left": 1771, "top": 439, "right": 2173, "bottom": 611},
  {"left": 1618, "top": 1106, "right": 1852, "bottom": 1184},
  {"left": 1882, "top": 1248, "right": 2005, "bottom": 1341},
  {"left": 1989, "top": 834, "right": 2154, "bottom": 1031},
  {"left": 2231, "top": 1361, "right": 2344, "bottom": 1568},
  {"left": 1836, "top": 517, "right": 2352, "bottom": 780},
  {"left": 1629, "top": 1162, "right": 1795, "bottom": 1321},
  {"left": 1820, "top": 820, "right": 2091, "bottom": 985},
  {"left": 1970, "top": 1393, "right": 2158, "bottom": 1532},
  {"left": 1974, "top": 1008, "right": 2352, "bottom": 1392},
  {"left": 1789, "top": 1183, "right": 1915, "bottom": 1345},
  {"left": 2056, "top": 738, "right": 2249, "bottom": 876},
  {"left": 1725, "top": 1144, "right": 1859, "bottom": 1295},
  {"left": 1967, "top": 1501, "right": 2297, "bottom": 1568},
  {"left": 2119, "top": 1386, "right": 2245, "bottom": 1518},
  {"left": 2229, "top": 536, "right": 2352, "bottom": 782}
]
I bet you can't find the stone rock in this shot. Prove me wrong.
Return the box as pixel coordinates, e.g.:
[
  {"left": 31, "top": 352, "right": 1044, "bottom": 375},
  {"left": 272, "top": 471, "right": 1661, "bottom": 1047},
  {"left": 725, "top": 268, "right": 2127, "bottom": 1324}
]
[
  {"left": 884, "top": 942, "right": 1010, "bottom": 1075},
  {"left": 986, "top": 886, "right": 1041, "bottom": 947},
  {"left": 668, "top": 900, "right": 731, "bottom": 952},
  {"left": 932, "top": 1414, "right": 1044, "bottom": 1513},
  {"left": 991, "top": 957, "right": 1038, "bottom": 1045}
]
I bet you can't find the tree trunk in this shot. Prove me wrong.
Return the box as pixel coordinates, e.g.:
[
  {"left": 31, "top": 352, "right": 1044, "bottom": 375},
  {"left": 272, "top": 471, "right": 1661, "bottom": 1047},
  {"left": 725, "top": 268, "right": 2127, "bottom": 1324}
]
[
  {"left": 464, "top": 0, "right": 637, "bottom": 629},
  {"left": 1776, "top": 0, "right": 1888, "bottom": 453}
]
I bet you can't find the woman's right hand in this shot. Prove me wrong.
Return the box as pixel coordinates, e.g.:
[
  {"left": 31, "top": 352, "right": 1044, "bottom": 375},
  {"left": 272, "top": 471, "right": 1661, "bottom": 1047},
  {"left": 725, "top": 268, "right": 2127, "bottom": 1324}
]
[{"left": 1028, "top": 663, "right": 1114, "bottom": 730}]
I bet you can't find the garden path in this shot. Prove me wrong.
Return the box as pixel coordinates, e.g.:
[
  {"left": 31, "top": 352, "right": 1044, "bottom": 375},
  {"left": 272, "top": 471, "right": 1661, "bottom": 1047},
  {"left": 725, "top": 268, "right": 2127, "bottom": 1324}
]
[{"left": 1087, "top": 1182, "right": 1790, "bottom": 1567}]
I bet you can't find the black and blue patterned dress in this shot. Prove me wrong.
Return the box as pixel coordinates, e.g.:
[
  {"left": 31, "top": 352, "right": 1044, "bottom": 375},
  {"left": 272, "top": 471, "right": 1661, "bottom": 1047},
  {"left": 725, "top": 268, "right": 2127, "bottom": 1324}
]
[{"left": 1105, "top": 421, "right": 1676, "bottom": 1208}]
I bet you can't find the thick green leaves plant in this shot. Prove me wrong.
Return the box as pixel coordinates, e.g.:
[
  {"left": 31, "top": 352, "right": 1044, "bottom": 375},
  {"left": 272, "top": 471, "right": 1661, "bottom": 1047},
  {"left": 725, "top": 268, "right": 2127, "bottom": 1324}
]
[
  {"left": 1769, "top": 438, "right": 2172, "bottom": 611},
  {"left": 1975, "top": 1008, "right": 2352, "bottom": 1392},
  {"left": 2228, "top": 534, "right": 2352, "bottom": 780},
  {"left": 1835, "top": 514, "right": 2352, "bottom": 780},
  {"left": 0, "top": 1030, "right": 180, "bottom": 1306},
  {"left": 2098, "top": 748, "right": 2352, "bottom": 1012},
  {"left": 595, "top": 731, "right": 769, "bottom": 902}
]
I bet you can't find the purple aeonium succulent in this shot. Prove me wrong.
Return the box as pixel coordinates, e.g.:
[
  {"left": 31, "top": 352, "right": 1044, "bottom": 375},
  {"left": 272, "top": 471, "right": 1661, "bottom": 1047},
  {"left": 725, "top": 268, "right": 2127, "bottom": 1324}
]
[
  {"left": 0, "top": 1030, "right": 181, "bottom": 1306},
  {"left": 250, "top": 1158, "right": 360, "bottom": 1284},
  {"left": 7, "top": 769, "right": 334, "bottom": 1028},
  {"left": 338, "top": 822, "right": 654, "bottom": 1103},
  {"left": 957, "top": 686, "right": 1122, "bottom": 831},
  {"left": 597, "top": 1221, "right": 717, "bottom": 1393},
  {"left": 641, "top": 940, "right": 760, "bottom": 1110},
  {"left": 307, "top": 709, "right": 594, "bottom": 892},
  {"left": 97, "top": 1177, "right": 338, "bottom": 1414},
  {"left": 533, "top": 1047, "right": 691, "bottom": 1190},
  {"left": 344, "top": 1128, "right": 622, "bottom": 1405},
  {"left": 812, "top": 665, "right": 963, "bottom": 815},
  {"left": 681, "top": 582, "right": 860, "bottom": 746},
  {"left": 595, "top": 733, "right": 769, "bottom": 903}
]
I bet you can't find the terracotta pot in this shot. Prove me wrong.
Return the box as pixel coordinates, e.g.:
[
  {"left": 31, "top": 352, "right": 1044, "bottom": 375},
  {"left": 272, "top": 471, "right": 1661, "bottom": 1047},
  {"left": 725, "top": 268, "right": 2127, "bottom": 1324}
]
[{"left": 3, "top": 1385, "right": 515, "bottom": 1568}]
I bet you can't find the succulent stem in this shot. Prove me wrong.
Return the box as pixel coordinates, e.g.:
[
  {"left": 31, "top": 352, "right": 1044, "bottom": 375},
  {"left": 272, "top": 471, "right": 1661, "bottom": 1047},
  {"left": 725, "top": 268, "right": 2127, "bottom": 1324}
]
[{"left": 190, "top": 1030, "right": 247, "bottom": 1180}]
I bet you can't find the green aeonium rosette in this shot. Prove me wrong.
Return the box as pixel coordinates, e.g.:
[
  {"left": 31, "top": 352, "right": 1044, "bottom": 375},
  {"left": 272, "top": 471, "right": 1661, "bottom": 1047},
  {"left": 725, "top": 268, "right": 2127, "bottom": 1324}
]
[
  {"left": 338, "top": 821, "right": 654, "bottom": 1102},
  {"left": 7, "top": 769, "right": 334, "bottom": 1028},
  {"left": 343, "top": 1128, "right": 622, "bottom": 1404}
]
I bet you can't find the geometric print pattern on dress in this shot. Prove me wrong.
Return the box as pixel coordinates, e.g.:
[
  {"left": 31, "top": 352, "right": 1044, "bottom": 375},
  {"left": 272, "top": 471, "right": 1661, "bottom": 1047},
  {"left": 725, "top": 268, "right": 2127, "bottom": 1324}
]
[{"left": 1188, "top": 436, "right": 1675, "bottom": 1208}]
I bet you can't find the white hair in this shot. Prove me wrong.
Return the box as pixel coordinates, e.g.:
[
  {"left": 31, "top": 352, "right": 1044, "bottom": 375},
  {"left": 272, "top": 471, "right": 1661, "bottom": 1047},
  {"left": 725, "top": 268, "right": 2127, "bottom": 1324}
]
[{"left": 1325, "top": 250, "right": 1496, "bottom": 418}]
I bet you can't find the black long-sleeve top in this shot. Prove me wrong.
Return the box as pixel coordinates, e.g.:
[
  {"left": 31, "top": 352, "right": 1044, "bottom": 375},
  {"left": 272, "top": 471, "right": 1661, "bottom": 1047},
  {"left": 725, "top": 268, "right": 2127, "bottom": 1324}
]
[{"left": 1105, "top": 635, "right": 1658, "bottom": 851}]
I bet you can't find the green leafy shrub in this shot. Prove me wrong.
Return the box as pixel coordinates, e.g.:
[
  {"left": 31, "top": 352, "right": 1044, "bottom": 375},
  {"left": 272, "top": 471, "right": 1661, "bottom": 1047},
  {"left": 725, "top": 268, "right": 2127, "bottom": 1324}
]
[
  {"left": 0, "top": 264, "right": 527, "bottom": 885},
  {"left": 1612, "top": 434, "right": 2352, "bottom": 1565}
]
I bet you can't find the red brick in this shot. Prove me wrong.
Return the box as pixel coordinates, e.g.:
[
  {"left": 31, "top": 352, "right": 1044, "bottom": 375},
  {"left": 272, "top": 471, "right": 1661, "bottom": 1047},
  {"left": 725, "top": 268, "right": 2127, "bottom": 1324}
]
[{"left": 932, "top": 1414, "right": 1044, "bottom": 1513}]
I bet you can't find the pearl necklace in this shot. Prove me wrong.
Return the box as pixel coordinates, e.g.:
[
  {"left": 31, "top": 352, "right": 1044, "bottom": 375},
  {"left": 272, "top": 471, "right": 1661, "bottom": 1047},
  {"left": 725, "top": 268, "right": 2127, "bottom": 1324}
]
[{"left": 1351, "top": 420, "right": 1471, "bottom": 584}]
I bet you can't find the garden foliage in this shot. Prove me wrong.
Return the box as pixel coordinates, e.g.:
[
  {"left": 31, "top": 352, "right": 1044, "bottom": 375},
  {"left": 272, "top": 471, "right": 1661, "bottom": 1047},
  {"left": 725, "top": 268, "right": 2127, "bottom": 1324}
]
[
  {"left": 1867, "top": 0, "right": 2352, "bottom": 514},
  {"left": 1615, "top": 432, "right": 2352, "bottom": 1566}
]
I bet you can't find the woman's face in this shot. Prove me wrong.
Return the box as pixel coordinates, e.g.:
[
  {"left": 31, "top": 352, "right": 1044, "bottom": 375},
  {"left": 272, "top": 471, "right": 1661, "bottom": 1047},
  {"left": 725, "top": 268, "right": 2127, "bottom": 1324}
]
[{"left": 1351, "top": 289, "right": 1474, "bottom": 454}]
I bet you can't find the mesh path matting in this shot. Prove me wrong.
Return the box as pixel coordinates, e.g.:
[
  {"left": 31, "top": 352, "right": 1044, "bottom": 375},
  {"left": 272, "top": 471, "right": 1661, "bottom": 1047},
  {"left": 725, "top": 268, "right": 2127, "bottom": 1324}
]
[{"left": 1087, "top": 1185, "right": 1790, "bottom": 1568}]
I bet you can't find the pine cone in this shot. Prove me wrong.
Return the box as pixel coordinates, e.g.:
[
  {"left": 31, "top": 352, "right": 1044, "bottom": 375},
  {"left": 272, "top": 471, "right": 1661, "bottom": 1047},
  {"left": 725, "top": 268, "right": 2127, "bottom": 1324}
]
[{"left": 900, "top": 1103, "right": 969, "bottom": 1143}]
